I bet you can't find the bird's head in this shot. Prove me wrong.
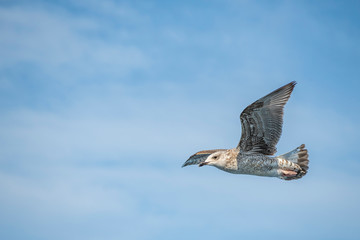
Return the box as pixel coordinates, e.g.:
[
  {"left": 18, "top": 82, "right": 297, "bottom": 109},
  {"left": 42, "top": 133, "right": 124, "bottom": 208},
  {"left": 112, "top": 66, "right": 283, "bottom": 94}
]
[{"left": 199, "top": 150, "right": 227, "bottom": 168}]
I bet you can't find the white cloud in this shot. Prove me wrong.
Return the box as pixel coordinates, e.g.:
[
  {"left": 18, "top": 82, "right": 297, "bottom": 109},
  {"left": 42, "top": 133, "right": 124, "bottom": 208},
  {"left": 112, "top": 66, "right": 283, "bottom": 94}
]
[{"left": 0, "top": 3, "right": 149, "bottom": 83}]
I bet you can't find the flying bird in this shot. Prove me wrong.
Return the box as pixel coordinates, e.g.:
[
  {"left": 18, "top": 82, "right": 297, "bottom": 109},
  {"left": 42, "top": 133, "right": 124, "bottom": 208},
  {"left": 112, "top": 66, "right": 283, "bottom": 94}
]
[{"left": 182, "top": 81, "right": 309, "bottom": 180}]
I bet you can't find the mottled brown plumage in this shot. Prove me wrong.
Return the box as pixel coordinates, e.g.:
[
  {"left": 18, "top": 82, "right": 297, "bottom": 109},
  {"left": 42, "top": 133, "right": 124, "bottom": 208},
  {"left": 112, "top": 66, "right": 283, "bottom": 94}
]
[
  {"left": 238, "top": 82, "right": 296, "bottom": 155},
  {"left": 182, "top": 82, "right": 309, "bottom": 181}
]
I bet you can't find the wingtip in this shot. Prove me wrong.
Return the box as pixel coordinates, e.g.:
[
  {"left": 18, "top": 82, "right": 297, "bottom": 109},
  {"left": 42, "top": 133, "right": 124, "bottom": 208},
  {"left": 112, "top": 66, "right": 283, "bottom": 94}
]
[
  {"left": 288, "top": 81, "right": 297, "bottom": 88},
  {"left": 279, "top": 81, "right": 296, "bottom": 95}
]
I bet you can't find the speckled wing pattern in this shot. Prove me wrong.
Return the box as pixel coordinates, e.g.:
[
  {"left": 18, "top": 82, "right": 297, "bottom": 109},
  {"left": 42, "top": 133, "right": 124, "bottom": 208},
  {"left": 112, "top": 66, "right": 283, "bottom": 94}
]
[
  {"left": 237, "top": 81, "right": 296, "bottom": 155},
  {"left": 182, "top": 149, "right": 226, "bottom": 167}
]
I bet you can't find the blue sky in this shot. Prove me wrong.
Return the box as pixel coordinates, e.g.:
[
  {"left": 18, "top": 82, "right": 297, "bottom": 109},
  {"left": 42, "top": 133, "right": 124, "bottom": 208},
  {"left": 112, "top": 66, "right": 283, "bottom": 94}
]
[{"left": 1, "top": 0, "right": 360, "bottom": 239}]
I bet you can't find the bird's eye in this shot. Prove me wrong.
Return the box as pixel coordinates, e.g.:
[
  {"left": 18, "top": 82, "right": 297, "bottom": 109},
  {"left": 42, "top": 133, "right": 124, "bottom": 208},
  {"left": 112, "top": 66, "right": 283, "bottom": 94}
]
[{"left": 213, "top": 156, "right": 218, "bottom": 159}]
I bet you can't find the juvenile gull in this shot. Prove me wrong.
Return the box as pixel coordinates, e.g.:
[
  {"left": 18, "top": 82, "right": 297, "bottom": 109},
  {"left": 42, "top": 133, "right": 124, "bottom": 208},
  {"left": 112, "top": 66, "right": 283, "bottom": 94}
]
[{"left": 182, "top": 81, "right": 309, "bottom": 180}]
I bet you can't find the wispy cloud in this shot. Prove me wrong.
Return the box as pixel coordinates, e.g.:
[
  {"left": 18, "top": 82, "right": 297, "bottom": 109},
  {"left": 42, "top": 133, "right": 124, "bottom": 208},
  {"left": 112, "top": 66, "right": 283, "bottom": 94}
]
[{"left": 0, "top": 2, "right": 149, "bottom": 85}]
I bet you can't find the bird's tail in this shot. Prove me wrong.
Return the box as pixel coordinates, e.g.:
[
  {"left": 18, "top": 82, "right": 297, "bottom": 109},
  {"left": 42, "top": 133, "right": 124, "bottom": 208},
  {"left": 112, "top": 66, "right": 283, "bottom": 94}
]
[{"left": 277, "top": 144, "right": 309, "bottom": 180}]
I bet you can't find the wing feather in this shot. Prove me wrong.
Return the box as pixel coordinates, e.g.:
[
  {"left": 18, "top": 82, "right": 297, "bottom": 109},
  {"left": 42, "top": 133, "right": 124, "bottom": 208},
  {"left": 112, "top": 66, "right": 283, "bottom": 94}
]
[{"left": 237, "top": 81, "right": 296, "bottom": 155}]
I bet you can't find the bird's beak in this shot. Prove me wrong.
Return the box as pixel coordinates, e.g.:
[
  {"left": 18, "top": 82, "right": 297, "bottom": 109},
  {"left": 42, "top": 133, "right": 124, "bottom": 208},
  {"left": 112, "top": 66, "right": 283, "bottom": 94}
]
[{"left": 199, "top": 162, "right": 208, "bottom": 167}]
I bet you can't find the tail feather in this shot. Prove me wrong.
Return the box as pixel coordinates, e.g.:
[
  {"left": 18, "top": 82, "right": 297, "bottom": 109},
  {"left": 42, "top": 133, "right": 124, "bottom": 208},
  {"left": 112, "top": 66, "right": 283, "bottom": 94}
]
[{"left": 277, "top": 144, "right": 309, "bottom": 180}]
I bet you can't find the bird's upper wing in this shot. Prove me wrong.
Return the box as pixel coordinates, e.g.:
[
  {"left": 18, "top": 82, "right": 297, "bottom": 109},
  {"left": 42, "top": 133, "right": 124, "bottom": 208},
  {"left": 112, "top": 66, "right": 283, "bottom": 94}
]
[
  {"left": 182, "top": 149, "right": 226, "bottom": 167},
  {"left": 237, "top": 81, "right": 296, "bottom": 155}
]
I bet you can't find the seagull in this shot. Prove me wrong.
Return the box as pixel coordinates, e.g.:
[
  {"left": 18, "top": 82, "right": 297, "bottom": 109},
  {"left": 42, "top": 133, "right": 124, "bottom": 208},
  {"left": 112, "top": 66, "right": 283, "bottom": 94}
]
[{"left": 182, "top": 81, "right": 309, "bottom": 180}]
